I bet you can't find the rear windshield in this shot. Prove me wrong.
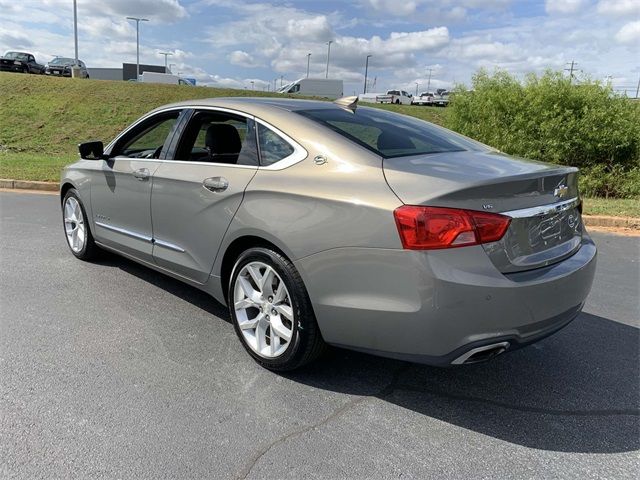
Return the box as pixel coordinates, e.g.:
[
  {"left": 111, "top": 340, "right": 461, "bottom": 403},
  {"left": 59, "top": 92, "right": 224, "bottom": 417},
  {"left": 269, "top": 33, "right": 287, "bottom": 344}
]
[
  {"left": 4, "top": 52, "right": 28, "bottom": 60},
  {"left": 50, "top": 57, "right": 75, "bottom": 65},
  {"left": 297, "top": 107, "right": 487, "bottom": 158}
]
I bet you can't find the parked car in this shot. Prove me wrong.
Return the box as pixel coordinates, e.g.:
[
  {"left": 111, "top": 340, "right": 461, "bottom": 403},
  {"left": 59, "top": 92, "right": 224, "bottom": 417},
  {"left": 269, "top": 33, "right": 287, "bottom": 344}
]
[
  {"left": 139, "top": 71, "right": 192, "bottom": 85},
  {"left": 0, "top": 51, "right": 45, "bottom": 74},
  {"left": 60, "top": 97, "right": 596, "bottom": 371},
  {"left": 277, "top": 78, "right": 344, "bottom": 99},
  {"left": 412, "top": 91, "right": 435, "bottom": 106},
  {"left": 45, "top": 57, "right": 89, "bottom": 78}
]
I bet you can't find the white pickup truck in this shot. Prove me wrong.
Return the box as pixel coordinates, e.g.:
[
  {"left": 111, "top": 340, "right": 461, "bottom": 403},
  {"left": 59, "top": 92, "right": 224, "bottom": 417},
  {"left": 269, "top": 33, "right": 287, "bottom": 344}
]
[
  {"left": 412, "top": 91, "right": 435, "bottom": 106},
  {"left": 360, "top": 90, "right": 413, "bottom": 105},
  {"left": 412, "top": 89, "right": 450, "bottom": 107}
]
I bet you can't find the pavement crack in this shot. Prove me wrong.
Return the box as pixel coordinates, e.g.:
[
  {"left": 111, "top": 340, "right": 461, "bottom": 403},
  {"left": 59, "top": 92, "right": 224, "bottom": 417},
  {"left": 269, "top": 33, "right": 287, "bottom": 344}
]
[
  {"left": 235, "top": 364, "right": 410, "bottom": 480},
  {"left": 392, "top": 384, "right": 640, "bottom": 417}
]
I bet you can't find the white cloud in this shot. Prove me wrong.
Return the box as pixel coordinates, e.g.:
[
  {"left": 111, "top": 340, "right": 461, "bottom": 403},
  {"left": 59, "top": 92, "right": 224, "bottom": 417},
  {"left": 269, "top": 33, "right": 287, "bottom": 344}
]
[
  {"left": 229, "top": 50, "right": 261, "bottom": 67},
  {"left": 615, "top": 21, "right": 640, "bottom": 43},
  {"left": 596, "top": 0, "right": 640, "bottom": 17},
  {"left": 286, "top": 16, "right": 333, "bottom": 41},
  {"left": 545, "top": 0, "right": 589, "bottom": 14}
]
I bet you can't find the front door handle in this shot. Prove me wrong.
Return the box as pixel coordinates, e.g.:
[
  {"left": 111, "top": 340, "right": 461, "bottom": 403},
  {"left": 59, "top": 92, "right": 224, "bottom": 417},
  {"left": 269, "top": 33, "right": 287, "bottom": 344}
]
[
  {"left": 203, "top": 176, "right": 229, "bottom": 192},
  {"left": 133, "top": 168, "right": 150, "bottom": 181}
]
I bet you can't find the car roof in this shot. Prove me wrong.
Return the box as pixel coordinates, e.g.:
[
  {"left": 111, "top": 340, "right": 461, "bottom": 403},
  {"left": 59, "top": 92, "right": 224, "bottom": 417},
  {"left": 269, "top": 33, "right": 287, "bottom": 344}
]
[{"left": 155, "top": 97, "right": 340, "bottom": 116}]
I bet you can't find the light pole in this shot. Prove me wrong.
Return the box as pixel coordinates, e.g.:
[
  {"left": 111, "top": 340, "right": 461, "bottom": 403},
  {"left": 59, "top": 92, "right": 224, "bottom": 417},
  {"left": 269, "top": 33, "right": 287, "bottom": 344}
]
[
  {"left": 306, "top": 53, "right": 311, "bottom": 78},
  {"left": 325, "top": 40, "right": 332, "bottom": 79},
  {"left": 73, "top": 0, "right": 78, "bottom": 65},
  {"left": 159, "top": 52, "right": 172, "bottom": 73},
  {"left": 280, "top": 75, "right": 284, "bottom": 88},
  {"left": 363, "top": 54, "right": 372, "bottom": 94},
  {"left": 250, "top": 81, "right": 254, "bottom": 90},
  {"left": 426, "top": 68, "right": 432, "bottom": 92},
  {"left": 126, "top": 16, "right": 149, "bottom": 81},
  {"left": 415, "top": 82, "right": 419, "bottom": 96}
]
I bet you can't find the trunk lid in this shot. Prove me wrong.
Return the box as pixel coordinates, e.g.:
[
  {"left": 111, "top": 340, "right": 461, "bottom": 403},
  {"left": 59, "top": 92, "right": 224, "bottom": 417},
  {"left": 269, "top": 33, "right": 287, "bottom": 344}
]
[{"left": 383, "top": 150, "right": 583, "bottom": 273}]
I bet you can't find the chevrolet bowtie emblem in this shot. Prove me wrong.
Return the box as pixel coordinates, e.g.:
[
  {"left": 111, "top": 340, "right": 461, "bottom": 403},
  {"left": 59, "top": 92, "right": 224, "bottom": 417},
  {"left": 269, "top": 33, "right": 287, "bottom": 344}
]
[{"left": 554, "top": 184, "right": 569, "bottom": 198}]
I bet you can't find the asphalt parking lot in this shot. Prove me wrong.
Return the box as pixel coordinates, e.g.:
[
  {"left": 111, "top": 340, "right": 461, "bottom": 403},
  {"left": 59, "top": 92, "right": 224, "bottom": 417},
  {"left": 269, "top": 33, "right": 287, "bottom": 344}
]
[{"left": 1, "top": 191, "right": 638, "bottom": 479}]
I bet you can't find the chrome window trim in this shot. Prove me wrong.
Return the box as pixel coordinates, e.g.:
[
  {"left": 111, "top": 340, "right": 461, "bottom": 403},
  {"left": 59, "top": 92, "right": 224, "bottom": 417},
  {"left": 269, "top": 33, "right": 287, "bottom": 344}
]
[
  {"left": 95, "top": 221, "right": 152, "bottom": 242},
  {"left": 105, "top": 105, "right": 308, "bottom": 171},
  {"left": 503, "top": 197, "right": 580, "bottom": 219}
]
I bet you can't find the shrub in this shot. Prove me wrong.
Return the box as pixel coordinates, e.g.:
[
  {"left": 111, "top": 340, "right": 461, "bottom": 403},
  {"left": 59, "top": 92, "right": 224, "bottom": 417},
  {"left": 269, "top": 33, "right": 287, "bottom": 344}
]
[{"left": 447, "top": 70, "right": 640, "bottom": 198}]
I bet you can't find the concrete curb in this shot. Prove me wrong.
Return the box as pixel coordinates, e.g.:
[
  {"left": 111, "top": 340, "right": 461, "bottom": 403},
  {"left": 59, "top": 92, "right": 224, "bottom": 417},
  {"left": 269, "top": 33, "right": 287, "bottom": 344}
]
[
  {"left": 1, "top": 178, "right": 638, "bottom": 230},
  {"left": 583, "top": 215, "right": 640, "bottom": 229},
  {"left": 0, "top": 179, "right": 59, "bottom": 191}
]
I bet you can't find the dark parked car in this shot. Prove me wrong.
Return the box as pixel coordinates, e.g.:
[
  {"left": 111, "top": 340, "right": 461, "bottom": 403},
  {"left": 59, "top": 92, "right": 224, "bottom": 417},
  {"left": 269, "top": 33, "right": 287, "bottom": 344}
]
[
  {"left": 45, "top": 57, "right": 89, "bottom": 78},
  {"left": 0, "top": 51, "right": 45, "bottom": 74}
]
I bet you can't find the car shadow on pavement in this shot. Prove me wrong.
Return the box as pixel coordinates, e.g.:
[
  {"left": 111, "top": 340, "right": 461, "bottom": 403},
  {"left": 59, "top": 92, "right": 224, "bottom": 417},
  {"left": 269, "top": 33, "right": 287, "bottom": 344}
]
[
  {"left": 289, "top": 313, "right": 640, "bottom": 455},
  {"left": 99, "top": 254, "right": 639, "bottom": 455}
]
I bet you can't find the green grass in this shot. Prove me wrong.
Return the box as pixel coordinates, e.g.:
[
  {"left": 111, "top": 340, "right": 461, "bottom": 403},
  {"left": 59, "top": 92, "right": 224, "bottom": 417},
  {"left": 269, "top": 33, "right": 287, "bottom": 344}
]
[
  {"left": 582, "top": 197, "right": 640, "bottom": 218},
  {"left": 0, "top": 72, "right": 636, "bottom": 217},
  {"left": 0, "top": 152, "right": 70, "bottom": 182},
  {"left": 0, "top": 72, "right": 446, "bottom": 158}
]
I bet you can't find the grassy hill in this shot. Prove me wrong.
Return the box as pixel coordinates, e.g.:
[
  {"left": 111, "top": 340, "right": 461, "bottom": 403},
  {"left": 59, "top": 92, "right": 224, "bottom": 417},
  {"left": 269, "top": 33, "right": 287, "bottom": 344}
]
[{"left": 0, "top": 72, "right": 448, "bottom": 181}]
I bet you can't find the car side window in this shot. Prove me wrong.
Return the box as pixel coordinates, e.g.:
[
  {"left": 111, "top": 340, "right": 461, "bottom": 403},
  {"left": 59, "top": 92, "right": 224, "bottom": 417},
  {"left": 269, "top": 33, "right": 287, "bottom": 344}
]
[
  {"left": 257, "top": 124, "right": 295, "bottom": 166},
  {"left": 112, "top": 112, "right": 180, "bottom": 159},
  {"left": 29, "top": 55, "right": 35, "bottom": 62},
  {"left": 174, "top": 111, "right": 259, "bottom": 166}
]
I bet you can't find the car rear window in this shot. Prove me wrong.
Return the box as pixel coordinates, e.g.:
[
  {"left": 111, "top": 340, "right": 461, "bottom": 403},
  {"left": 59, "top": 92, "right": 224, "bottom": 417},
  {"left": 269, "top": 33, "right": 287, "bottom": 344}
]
[{"left": 297, "top": 107, "right": 487, "bottom": 158}]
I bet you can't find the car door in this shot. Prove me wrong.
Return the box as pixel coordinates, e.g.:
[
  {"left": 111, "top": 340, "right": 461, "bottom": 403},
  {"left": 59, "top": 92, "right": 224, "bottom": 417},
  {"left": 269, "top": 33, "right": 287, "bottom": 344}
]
[
  {"left": 90, "top": 109, "right": 184, "bottom": 262},
  {"left": 150, "top": 109, "right": 259, "bottom": 283}
]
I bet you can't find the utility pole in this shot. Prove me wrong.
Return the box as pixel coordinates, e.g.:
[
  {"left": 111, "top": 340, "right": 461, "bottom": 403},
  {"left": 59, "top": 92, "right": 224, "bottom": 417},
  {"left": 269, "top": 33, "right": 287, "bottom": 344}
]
[
  {"left": 363, "top": 54, "right": 372, "bottom": 94},
  {"left": 325, "top": 40, "right": 332, "bottom": 79},
  {"left": 127, "top": 17, "right": 149, "bottom": 81},
  {"left": 306, "top": 53, "right": 311, "bottom": 78},
  {"left": 426, "top": 68, "right": 433, "bottom": 92},
  {"left": 415, "top": 82, "right": 419, "bottom": 96},
  {"left": 564, "top": 60, "right": 577, "bottom": 84},
  {"left": 73, "top": 0, "right": 78, "bottom": 65},
  {"left": 159, "top": 52, "right": 172, "bottom": 73}
]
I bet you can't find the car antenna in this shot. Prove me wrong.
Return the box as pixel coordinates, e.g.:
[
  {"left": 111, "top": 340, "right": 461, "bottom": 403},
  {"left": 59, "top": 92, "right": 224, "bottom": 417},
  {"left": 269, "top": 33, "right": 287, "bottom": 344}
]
[{"left": 333, "top": 95, "right": 358, "bottom": 112}]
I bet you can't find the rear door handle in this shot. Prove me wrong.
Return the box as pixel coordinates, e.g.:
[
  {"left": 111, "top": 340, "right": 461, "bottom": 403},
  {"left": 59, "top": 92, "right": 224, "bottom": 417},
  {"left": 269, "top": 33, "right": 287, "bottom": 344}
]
[
  {"left": 203, "top": 176, "right": 229, "bottom": 192},
  {"left": 133, "top": 168, "right": 150, "bottom": 181}
]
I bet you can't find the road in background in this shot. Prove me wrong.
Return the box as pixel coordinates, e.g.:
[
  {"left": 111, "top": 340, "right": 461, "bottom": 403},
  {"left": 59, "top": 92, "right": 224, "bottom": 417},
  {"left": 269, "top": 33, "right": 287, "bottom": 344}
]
[{"left": 1, "top": 192, "right": 638, "bottom": 479}]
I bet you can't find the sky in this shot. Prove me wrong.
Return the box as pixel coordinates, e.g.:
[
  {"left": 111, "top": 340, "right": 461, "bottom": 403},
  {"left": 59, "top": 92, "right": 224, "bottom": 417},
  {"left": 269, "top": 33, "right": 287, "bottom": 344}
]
[{"left": 1, "top": 0, "right": 638, "bottom": 95}]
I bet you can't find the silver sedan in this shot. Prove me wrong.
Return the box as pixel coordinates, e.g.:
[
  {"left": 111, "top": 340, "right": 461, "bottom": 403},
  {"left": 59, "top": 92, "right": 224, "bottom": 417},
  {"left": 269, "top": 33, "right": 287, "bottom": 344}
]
[{"left": 60, "top": 97, "right": 597, "bottom": 370}]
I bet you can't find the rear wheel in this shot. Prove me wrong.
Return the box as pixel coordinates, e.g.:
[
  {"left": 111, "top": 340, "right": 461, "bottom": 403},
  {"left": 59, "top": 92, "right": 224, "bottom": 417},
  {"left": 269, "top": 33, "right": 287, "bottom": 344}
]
[
  {"left": 62, "top": 189, "right": 99, "bottom": 260},
  {"left": 229, "top": 247, "right": 325, "bottom": 371}
]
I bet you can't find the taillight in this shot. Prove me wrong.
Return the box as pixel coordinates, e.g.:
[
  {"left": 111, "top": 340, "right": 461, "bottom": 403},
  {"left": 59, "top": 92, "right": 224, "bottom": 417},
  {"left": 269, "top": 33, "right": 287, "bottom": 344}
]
[{"left": 393, "top": 206, "right": 511, "bottom": 250}]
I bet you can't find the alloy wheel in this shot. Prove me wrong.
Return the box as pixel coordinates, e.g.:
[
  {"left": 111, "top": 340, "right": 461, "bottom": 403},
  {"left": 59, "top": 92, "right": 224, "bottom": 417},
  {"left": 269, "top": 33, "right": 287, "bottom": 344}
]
[
  {"left": 63, "top": 196, "right": 86, "bottom": 253},
  {"left": 233, "top": 261, "right": 294, "bottom": 358}
]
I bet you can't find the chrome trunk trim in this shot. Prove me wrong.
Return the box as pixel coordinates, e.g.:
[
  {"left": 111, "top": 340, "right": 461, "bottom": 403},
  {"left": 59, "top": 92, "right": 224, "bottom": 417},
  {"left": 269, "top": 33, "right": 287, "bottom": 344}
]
[{"left": 503, "top": 197, "right": 580, "bottom": 218}]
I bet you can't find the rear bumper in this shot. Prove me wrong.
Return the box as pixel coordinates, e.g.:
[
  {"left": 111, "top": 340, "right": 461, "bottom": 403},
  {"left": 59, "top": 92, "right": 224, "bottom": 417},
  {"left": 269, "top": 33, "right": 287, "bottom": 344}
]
[{"left": 296, "top": 234, "right": 597, "bottom": 365}]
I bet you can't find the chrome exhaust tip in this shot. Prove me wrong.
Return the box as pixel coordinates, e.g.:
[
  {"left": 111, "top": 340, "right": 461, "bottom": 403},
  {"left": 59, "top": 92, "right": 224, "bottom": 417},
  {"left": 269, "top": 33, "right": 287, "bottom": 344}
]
[{"left": 451, "top": 341, "right": 510, "bottom": 365}]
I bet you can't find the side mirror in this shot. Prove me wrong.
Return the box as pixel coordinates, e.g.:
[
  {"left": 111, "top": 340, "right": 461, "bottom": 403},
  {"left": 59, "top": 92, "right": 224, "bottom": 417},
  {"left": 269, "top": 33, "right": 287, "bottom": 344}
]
[{"left": 78, "top": 141, "right": 104, "bottom": 160}]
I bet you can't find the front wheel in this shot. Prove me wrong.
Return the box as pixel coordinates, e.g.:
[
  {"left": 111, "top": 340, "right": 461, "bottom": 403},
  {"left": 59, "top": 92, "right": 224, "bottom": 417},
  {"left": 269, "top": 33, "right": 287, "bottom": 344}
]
[
  {"left": 62, "top": 189, "right": 99, "bottom": 260},
  {"left": 229, "top": 247, "right": 325, "bottom": 371}
]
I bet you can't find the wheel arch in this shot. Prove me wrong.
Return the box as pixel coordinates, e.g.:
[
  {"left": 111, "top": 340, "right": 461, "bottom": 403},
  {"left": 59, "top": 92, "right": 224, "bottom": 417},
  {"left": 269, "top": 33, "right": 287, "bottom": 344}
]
[
  {"left": 60, "top": 181, "right": 76, "bottom": 203},
  {"left": 219, "top": 235, "right": 291, "bottom": 304}
]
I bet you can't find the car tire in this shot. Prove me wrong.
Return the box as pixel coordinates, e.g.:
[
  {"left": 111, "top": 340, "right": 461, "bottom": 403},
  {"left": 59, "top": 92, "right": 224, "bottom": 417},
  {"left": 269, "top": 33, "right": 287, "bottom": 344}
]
[
  {"left": 395, "top": 99, "right": 400, "bottom": 104},
  {"left": 62, "top": 188, "right": 99, "bottom": 261},
  {"left": 228, "top": 247, "right": 325, "bottom": 371}
]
